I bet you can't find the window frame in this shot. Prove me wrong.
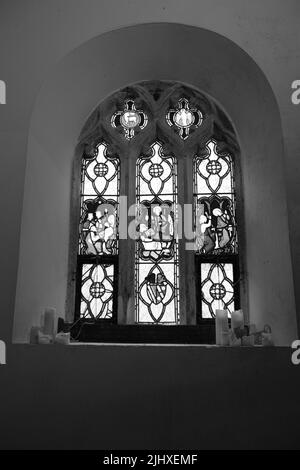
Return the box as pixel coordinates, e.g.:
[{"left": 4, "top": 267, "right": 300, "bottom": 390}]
[{"left": 64, "top": 81, "right": 247, "bottom": 343}]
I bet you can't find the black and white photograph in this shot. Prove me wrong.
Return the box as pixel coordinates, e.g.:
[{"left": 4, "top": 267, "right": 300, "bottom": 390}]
[{"left": 0, "top": 0, "right": 299, "bottom": 456}]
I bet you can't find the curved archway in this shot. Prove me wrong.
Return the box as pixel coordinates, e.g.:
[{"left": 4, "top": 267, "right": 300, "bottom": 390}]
[{"left": 13, "top": 23, "right": 296, "bottom": 345}]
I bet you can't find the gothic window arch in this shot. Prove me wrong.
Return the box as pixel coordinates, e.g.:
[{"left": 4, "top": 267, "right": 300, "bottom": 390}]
[{"left": 68, "top": 81, "right": 244, "bottom": 342}]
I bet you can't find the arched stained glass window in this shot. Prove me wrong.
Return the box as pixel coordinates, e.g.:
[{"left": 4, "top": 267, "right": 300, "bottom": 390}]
[
  {"left": 75, "top": 141, "right": 120, "bottom": 321},
  {"left": 69, "top": 80, "right": 243, "bottom": 343},
  {"left": 135, "top": 142, "right": 179, "bottom": 324},
  {"left": 194, "top": 139, "right": 240, "bottom": 318}
]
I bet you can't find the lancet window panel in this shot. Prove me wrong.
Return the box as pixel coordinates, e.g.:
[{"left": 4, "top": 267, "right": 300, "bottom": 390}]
[
  {"left": 193, "top": 140, "right": 238, "bottom": 256},
  {"left": 135, "top": 141, "right": 180, "bottom": 324},
  {"left": 199, "top": 262, "right": 236, "bottom": 318},
  {"left": 75, "top": 140, "right": 120, "bottom": 322},
  {"left": 194, "top": 139, "right": 240, "bottom": 320}
]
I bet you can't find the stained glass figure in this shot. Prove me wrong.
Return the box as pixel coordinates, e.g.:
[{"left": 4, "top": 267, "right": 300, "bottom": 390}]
[
  {"left": 136, "top": 201, "right": 175, "bottom": 262},
  {"left": 80, "top": 263, "right": 114, "bottom": 319},
  {"left": 194, "top": 140, "right": 237, "bottom": 255},
  {"left": 200, "top": 263, "right": 234, "bottom": 318},
  {"left": 79, "top": 198, "right": 118, "bottom": 255},
  {"left": 137, "top": 263, "right": 178, "bottom": 323},
  {"left": 77, "top": 141, "right": 119, "bottom": 320},
  {"left": 135, "top": 142, "right": 179, "bottom": 324},
  {"left": 166, "top": 98, "right": 203, "bottom": 140},
  {"left": 111, "top": 99, "right": 148, "bottom": 140},
  {"left": 79, "top": 142, "right": 120, "bottom": 256}
]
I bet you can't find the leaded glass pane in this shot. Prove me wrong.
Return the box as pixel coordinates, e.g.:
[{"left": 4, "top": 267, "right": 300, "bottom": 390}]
[
  {"left": 201, "top": 263, "right": 234, "bottom": 318},
  {"left": 136, "top": 263, "right": 179, "bottom": 324},
  {"left": 194, "top": 140, "right": 237, "bottom": 255},
  {"left": 79, "top": 142, "right": 120, "bottom": 255},
  {"left": 80, "top": 263, "right": 114, "bottom": 319},
  {"left": 82, "top": 142, "right": 119, "bottom": 197},
  {"left": 111, "top": 99, "right": 148, "bottom": 140},
  {"left": 77, "top": 141, "right": 119, "bottom": 322},
  {"left": 166, "top": 98, "right": 203, "bottom": 140},
  {"left": 135, "top": 142, "right": 180, "bottom": 324}
]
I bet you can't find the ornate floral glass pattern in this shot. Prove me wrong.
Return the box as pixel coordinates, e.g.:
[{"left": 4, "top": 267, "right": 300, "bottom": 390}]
[
  {"left": 135, "top": 142, "right": 179, "bottom": 324},
  {"left": 194, "top": 140, "right": 237, "bottom": 255},
  {"left": 80, "top": 264, "right": 114, "bottom": 319},
  {"left": 166, "top": 98, "right": 203, "bottom": 140},
  {"left": 77, "top": 141, "right": 119, "bottom": 320},
  {"left": 194, "top": 139, "right": 239, "bottom": 319},
  {"left": 79, "top": 142, "right": 120, "bottom": 256},
  {"left": 111, "top": 99, "right": 148, "bottom": 140},
  {"left": 200, "top": 263, "right": 234, "bottom": 318}
]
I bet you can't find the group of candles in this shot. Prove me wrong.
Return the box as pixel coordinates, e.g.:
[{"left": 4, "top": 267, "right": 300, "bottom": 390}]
[
  {"left": 215, "top": 309, "right": 273, "bottom": 346},
  {"left": 30, "top": 306, "right": 272, "bottom": 347},
  {"left": 215, "top": 309, "right": 244, "bottom": 346},
  {"left": 30, "top": 308, "right": 70, "bottom": 345}
]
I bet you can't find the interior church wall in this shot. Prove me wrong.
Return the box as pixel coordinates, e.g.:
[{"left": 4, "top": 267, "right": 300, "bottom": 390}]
[{"left": 12, "top": 23, "right": 297, "bottom": 345}]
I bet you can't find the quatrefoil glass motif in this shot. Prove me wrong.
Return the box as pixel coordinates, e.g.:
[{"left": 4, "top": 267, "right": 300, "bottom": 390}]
[
  {"left": 166, "top": 98, "right": 203, "bottom": 140},
  {"left": 111, "top": 99, "right": 148, "bottom": 140}
]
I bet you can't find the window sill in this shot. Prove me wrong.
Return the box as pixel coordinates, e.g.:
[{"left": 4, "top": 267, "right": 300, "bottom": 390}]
[
  {"left": 20, "top": 341, "right": 276, "bottom": 349},
  {"left": 68, "top": 342, "right": 273, "bottom": 348},
  {"left": 59, "top": 321, "right": 217, "bottom": 344}
]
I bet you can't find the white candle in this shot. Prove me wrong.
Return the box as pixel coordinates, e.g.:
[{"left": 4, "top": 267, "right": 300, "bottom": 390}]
[
  {"left": 29, "top": 326, "right": 40, "bottom": 344},
  {"left": 215, "top": 309, "right": 229, "bottom": 345},
  {"left": 126, "top": 296, "right": 135, "bottom": 324},
  {"left": 38, "top": 331, "right": 52, "bottom": 344},
  {"left": 262, "top": 332, "right": 274, "bottom": 347},
  {"left": 55, "top": 332, "right": 70, "bottom": 345},
  {"left": 117, "top": 295, "right": 124, "bottom": 323},
  {"left": 43, "top": 307, "right": 56, "bottom": 336},
  {"left": 231, "top": 309, "right": 244, "bottom": 332}
]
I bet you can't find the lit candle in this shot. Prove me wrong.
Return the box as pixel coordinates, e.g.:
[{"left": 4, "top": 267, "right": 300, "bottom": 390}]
[
  {"left": 43, "top": 307, "right": 56, "bottom": 336},
  {"left": 215, "top": 309, "right": 229, "bottom": 345}
]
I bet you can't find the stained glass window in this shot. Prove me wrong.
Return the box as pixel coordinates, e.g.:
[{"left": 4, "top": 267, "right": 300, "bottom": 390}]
[
  {"left": 135, "top": 142, "right": 180, "bottom": 324},
  {"left": 76, "top": 142, "right": 119, "bottom": 320},
  {"left": 194, "top": 139, "right": 240, "bottom": 318},
  {"left": 71, "top": 81, "right": 242, "bottom": 342}
]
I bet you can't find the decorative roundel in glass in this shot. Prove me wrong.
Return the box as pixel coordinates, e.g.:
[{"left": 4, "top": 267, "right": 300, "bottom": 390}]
[
  {"left": 174, "top": 108, "right": 194, "bottom": 128},
  {"left": 94, "top": 162, "right": 109, "bottom": 177},
  {"left": 111, "top": 99, "right": 148, "bottom": 140},
  {"left": 149, "top": 163, "right": 164, "bottom": 178},
  {"left": 210, "top": 283, "right": 226, "bottom": 300},
  {"left": 90, "top": 281, "right": 105, "bottom": 298},
  {"left": 166, "top": 98, "right": 203, "bottom": 140},
  {"left": 206, "top": 160, "right": 222, "bottom": 175},
  {"left": 121, "top": 111, "right": 141, "bottom": 129}
]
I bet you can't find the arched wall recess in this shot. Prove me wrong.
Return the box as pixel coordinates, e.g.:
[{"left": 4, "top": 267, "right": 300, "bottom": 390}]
[{"left": 13, "top": 23, "right": 296, "bottom": 345}]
